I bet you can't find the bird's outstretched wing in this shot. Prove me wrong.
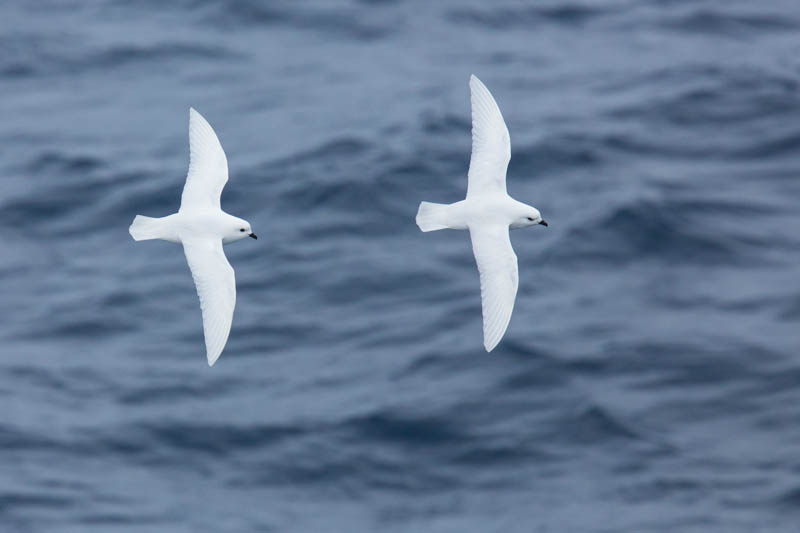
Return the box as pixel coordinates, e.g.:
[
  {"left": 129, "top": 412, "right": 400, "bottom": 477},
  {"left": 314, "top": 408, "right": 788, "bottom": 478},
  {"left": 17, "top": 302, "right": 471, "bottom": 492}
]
[
  {"left": 467, "top": 75, "right": 511, "bottom": 198},
  {"left": 180, "top": 108, "right": 229, "bottom": 212},
  {"left": 469, "top": 224, "right": 518, "bottom": 352},
  {"left": 183, "top": 238, "right": 236, "bottom": 366}
]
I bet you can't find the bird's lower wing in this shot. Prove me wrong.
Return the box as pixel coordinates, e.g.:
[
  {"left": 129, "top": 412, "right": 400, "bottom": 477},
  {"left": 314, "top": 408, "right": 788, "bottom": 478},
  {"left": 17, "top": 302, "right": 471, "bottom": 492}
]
[
  {"left": 466, "top": 75, "right": 511, "bottom": 198},
  {"left": 180, "top": 108, "right": 229, "bottom": 212},
  {"left": 469, "top": 224, "right": 519, "bottom": 352},
  {"left": 183, "top": 238, "right": 236, "bottom": 366}
]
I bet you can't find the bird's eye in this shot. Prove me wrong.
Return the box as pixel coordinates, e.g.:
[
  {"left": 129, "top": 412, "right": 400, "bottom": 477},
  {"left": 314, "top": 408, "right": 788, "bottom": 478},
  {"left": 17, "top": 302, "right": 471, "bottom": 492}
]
[
  {"left": 240, "top": 228, "right": 245, "bottom": 232},
  {"left": 527, "top": 217, "right": 534, "bottom": 221}
]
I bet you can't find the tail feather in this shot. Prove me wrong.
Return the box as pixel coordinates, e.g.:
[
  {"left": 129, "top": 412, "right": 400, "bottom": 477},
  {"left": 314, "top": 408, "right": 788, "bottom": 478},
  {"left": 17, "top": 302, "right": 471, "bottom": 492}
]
[
  {"left": 416, "top": 202, "right": 450, "bottom": 232},
  {"left": 129, "top": 215, "right": 163, "bottom": 241}
]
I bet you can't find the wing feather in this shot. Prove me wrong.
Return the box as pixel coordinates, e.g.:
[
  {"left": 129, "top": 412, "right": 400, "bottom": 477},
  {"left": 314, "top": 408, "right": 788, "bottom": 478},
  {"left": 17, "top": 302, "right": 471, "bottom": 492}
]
[
  {"left": 469, "top": 224, "right": 518, "bottom": 352},
  {"left": 467, "top": 75, "right": 511, "bottom": 198},
  {"left": 180, "top": 108, "right": 229, "bottom": 212},
  {"left": 183, "top": 239, "right": 236, "bottom": 366}
]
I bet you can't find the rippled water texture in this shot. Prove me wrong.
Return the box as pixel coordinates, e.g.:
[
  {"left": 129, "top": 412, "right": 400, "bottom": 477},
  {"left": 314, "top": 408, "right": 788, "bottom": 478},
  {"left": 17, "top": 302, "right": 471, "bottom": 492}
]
[{"left": 1, "top": 1, "right": 799, "bottom": 531}]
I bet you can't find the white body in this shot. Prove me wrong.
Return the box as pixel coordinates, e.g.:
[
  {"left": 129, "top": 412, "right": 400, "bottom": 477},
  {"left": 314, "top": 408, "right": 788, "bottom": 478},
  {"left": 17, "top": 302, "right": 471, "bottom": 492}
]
[
  {"left": 416, "top": 75, "right": 546, "bottom": 352},
  {"left": 129, "top": 108, "right": 255, "bottom": 366}
]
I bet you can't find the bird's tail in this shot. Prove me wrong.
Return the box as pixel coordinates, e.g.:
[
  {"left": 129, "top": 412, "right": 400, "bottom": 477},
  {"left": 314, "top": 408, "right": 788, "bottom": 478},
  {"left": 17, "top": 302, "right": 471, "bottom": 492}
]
[
  {"left": 416, "top": 202, "right": 451, "bottom": 232},
  {"left": 129, "top": 215, "right": 165, "bottom": 241}
]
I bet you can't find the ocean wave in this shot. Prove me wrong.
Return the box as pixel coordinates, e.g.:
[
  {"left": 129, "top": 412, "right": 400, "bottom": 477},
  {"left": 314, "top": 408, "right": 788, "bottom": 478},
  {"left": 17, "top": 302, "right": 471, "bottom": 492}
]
[
  {"left": 551, "top": 196, "right": 755, "bottom": 266},
  {"left": 193, "top": 0, "right": 395, "bottom": 40},
  {"left": 447, "top": 3, "right": 617, "bottom": 29},
  {"left": 660, "top": 8, "right": 799, "bottom": 37},
  {"left": 0, "top": 35, "right": 241, "bottom": 79}
]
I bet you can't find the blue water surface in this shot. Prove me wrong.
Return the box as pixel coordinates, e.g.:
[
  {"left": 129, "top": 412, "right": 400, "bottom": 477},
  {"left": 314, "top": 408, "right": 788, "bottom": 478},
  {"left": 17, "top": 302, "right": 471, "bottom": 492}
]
[{"left": 1, "top": 1, "right": 799, "bottom": 531}]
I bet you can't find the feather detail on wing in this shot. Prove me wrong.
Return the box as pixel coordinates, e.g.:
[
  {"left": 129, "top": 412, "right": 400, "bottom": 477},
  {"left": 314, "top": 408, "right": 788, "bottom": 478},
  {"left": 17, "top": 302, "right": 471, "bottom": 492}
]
[
  {"left": 180, "top": 108, "right": 229, "bottom": 212},
  {"left": 467, "top": 75, "right": 511, "bottom": 198},
  {"left": 183, "top": 239, "right": 236, "bottom": 366},
  {"left": 469, "top": 224, "right": 518, "bottom": 352}
]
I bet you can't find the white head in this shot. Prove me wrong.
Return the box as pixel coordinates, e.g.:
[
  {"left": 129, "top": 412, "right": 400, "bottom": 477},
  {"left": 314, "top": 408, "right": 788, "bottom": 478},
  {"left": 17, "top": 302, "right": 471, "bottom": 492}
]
[
  {"left": 223, "top": 217, "right": 257, "bottom": 244},
  {"left": 510, "top": 204, "right": 548, "bottom": 229}
]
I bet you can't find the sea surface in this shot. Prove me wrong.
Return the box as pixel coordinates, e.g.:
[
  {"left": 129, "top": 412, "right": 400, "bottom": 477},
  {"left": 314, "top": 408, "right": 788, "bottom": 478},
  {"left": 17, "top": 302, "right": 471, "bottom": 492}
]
[{"left": 1, "top": 1, "right": 799, "bottom": 531}]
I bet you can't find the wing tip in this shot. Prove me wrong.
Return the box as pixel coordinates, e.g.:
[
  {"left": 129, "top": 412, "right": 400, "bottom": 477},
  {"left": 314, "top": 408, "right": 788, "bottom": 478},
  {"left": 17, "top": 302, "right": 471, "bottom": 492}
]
[
  {"left": 470, "top": 74, "right": 486, "bottom": 91},
  {"left": 483, "top": 312, "right": 514, "bottom": 352},
  {"left": 189, "top": 108, "right": 214, "bottom": 131},
  {"left": 189, "top": 107, "right": 206, "bottom": 124},
  {"left": 204, "top": 330, "right": 226, "bottom": 367},
  {"left": 204, "top": 331, "right": 227, "bottom": 367},
  {"left": 207, "top": 349, "right": 222, "bottom": 367}
]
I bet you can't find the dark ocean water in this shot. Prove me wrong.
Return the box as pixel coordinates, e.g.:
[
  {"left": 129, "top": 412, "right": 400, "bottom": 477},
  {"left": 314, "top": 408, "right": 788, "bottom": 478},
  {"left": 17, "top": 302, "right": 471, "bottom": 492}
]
[{"left": 1, "top": 0, "right": 799, "bottom": 531}]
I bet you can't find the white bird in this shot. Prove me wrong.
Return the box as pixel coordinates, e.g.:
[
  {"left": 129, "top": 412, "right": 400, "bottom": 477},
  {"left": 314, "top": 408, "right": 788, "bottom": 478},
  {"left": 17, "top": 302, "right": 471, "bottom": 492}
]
[
  {"left": 129, "top": 108, "right": 256, "bottom": 366},
  {"left": 416, "top": 75, "right": 548, "bottom": 352}
]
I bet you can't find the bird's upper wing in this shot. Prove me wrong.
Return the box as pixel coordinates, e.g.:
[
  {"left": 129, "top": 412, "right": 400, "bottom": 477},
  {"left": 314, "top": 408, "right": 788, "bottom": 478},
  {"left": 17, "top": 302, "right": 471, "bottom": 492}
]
[
  {"left": 469, "top": 223, "right": 519, "bottom": 352},
  {"left": 466, "top": 75, "right": 511, "bottom": 198},
  {"left": 183, "top": 238, "right": 236, "bottom": 366},
  {"left": 179, "top": 108, "right": 229, "bottom": 212}
]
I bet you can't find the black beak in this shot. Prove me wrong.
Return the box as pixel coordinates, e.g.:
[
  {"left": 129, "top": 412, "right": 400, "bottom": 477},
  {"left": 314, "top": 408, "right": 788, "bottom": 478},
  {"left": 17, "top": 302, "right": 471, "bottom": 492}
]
[
  {"left": 249, "top": 233, "right": 258, "bottom": 239},
  {"left": 539, "top": 220, "right": 548, "bottom": 227}
]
